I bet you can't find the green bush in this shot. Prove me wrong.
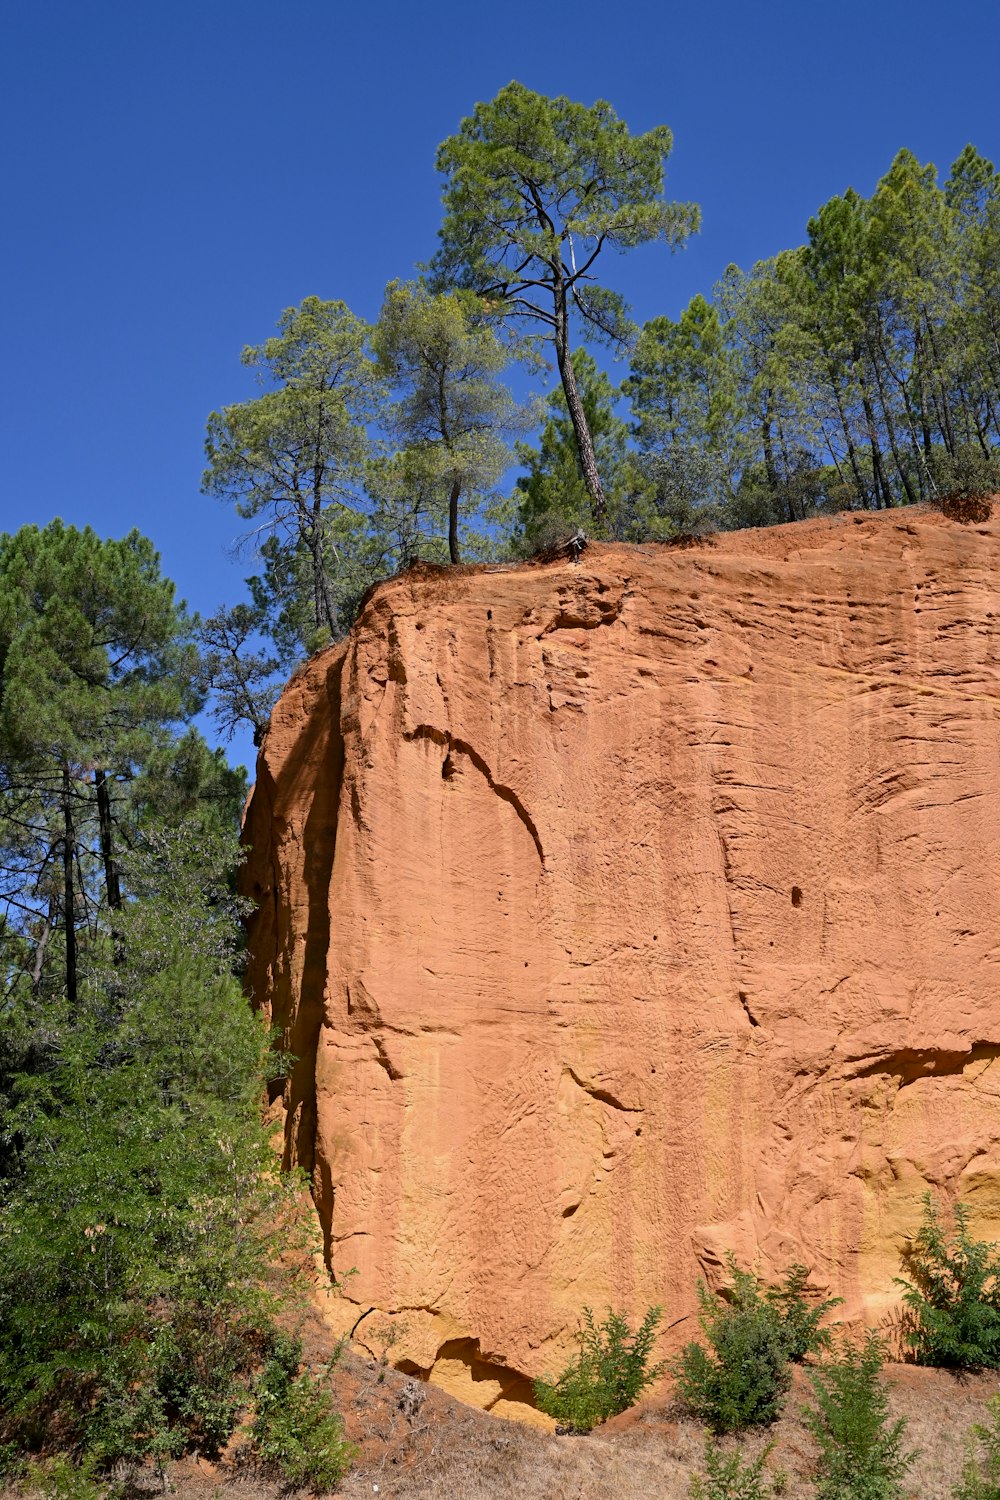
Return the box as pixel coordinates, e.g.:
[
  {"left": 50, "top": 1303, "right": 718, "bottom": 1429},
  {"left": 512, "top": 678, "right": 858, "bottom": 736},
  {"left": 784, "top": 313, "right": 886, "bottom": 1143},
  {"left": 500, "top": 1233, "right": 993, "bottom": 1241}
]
[
  {"left": 250, "top": 1336, "right": 356, "bottom": 1491},
  {"left": 895, "top": 1194, "right": 1000, "bottom": 1369},
  {"left": 688, "top": 1438, "right": 784, "bottom": 1498},
  {"left": 21, "top": 1453, "right": 104, "bottom": 1500},
  {"left": 765, "top": 1263, "right": 842, "bottom": 1362},
  {"left": 928, "top": 442, "right": 1000, "bottom": 503},
  {"left": 802, "top": 1332, "right": 916, "bottom": 1500},
  {"left": 533, "top": 1306, "right": 664, "bottom": 1432},
  {"left": 0, "top": 849, "right": 322, "bottom": 1475},
  {"left": 672, "top": 1259, "right": 793, "bottom": 1433},
  {"left": 953, "top": 1395, "right": 1000, "bottom": 1499}
]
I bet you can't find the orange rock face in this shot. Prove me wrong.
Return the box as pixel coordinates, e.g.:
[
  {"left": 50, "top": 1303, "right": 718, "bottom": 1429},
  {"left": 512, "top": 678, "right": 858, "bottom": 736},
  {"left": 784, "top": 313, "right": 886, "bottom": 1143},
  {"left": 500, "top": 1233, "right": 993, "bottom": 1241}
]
[{"left": 243, "top": 507, "right": 1000, "bottom": 1417}]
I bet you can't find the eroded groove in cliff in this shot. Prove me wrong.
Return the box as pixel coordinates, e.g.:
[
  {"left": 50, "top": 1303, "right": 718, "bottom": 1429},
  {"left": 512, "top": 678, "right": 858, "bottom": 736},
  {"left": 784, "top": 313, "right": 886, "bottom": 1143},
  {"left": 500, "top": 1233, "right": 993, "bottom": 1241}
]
[
  {"left": 850, "top": 1042, "right": 1000, "bottom": 1088},
  {"left": 565, "top": 1065, "right": 641, "bottom": 1112},
  {"left": 406, "top": 723, "right": 544, "bottom": 866}
]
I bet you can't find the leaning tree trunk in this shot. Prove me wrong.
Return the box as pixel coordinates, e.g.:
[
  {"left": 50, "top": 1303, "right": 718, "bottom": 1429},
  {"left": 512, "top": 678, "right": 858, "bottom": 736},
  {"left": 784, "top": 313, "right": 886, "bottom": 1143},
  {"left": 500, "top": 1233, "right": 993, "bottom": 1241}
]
[{"left": 554, "top": 290, "right": 607, "bottom": 526}]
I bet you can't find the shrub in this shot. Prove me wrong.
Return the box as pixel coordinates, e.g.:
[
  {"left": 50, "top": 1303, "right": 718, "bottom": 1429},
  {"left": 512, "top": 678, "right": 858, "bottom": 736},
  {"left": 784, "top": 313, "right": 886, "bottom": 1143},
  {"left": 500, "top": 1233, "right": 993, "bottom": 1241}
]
[
  {"left": 21, "top": 1453, "right": 104, "bottom": 1500},
  {"left": 688, "top": 1438, "right": 784, "bottom": 1498},
  {"left": 953, "top": 1395, "right": 1000, "bottom": 1499},
  {"left": 533, "top": 1306, "right": 664, "bottom": 1432},
  {"left": 802, "top": 1332, "right": 916, "bottom": 1500},
  {"left": 672, "top": 1259, "right": 793, "bottom": 1433},
  {"left": 250, "top": 1335, "right": 355, "bottom": 1492},
  {"left": 928, "top": 443, "right": 1000, "bottom": 506},
  {"left": 765, "top": 1262, "right": 842, "bottom": 1362},
  {"left": 895, "top": 1194, "right": 1000, "bottom": 1369}
]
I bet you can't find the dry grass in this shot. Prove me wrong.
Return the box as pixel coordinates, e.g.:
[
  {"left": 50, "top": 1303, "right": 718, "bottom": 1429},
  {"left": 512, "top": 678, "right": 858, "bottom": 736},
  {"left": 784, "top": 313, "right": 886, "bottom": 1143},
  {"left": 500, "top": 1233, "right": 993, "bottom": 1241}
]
[{"left": 5, "top": 1329, "right": 999, "bottom": 1499}]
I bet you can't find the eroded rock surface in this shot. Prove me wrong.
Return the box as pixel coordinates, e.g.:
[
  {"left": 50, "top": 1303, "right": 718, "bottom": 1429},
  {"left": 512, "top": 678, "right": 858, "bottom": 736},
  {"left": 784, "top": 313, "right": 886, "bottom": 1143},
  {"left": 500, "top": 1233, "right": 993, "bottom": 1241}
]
[{"left": 243, "top": 507, "right": 1000, "bottom": 1416}]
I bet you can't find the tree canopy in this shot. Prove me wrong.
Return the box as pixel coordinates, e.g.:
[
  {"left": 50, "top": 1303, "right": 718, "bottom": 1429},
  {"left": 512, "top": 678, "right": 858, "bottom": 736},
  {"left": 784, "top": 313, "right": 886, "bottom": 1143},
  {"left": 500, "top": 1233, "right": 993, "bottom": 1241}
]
[{"left": 432, "top": 81, "right": 699, "bottom": 525}]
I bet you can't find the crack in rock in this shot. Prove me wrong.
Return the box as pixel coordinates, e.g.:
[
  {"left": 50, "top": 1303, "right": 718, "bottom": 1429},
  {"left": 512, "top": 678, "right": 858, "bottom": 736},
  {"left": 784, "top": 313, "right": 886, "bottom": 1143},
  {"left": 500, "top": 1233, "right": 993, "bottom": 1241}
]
[{"left": 405, "top": 723, "right": 544, "bottom": 866}]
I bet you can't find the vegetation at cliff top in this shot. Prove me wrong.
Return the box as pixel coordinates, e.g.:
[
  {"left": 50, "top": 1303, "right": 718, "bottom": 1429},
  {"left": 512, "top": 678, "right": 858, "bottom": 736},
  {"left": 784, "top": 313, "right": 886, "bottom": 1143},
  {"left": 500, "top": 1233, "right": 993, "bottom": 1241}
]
[{"left": 192, "top": 82, "right": 1000, "bottom": 743}]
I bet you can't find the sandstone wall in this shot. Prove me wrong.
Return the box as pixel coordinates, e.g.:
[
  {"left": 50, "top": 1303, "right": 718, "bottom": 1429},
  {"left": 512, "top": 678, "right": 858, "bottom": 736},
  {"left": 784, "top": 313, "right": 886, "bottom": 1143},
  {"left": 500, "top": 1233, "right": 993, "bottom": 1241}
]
[{"left": 243, "top": 507, "right": 1000, "bottom": 1419}]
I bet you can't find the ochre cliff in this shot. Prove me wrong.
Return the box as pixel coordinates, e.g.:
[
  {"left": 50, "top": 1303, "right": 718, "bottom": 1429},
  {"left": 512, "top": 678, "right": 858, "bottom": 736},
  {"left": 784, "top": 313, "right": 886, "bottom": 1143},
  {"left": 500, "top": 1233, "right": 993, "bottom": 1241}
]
[{"left": 243, "top": 506, "right": 1000, "bottom": 1420}]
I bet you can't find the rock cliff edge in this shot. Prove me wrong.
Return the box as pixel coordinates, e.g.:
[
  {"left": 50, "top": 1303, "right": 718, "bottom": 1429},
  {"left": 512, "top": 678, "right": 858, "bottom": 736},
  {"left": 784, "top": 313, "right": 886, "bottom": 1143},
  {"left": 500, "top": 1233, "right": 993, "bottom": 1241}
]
[{"left": 243, "top": 507, "right": 1000, "bottom": 1420}]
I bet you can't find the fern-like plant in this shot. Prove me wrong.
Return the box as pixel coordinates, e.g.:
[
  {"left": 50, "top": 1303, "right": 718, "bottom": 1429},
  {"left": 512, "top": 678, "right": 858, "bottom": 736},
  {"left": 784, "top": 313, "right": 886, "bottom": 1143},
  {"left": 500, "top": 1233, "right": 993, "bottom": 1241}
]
[
  {"left": 953, "top": 1395, "right": 1000, "bottom": 1499},
  {"left": 803, "top": 1332, "right": 916, "bottom": 1500},
  {"left": 895, "top": 1194, "right": 1000, "bottom": 1369},
  {"left": 688, "top": 1438, "right": 783, "bottom": 1498},
  {"left": 765, "top": 1262, "right": 842, "bottom": 1361},
  {"left": 534, "top": 1306, "right": 664, "bottom": 1432}
]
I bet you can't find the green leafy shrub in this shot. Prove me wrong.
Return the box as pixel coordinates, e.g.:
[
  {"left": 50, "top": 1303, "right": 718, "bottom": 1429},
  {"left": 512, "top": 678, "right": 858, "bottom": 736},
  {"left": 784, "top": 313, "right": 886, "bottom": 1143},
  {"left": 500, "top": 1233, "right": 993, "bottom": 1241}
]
[
  {"left": 765, "top": 1263, "right": 842, "bottom": 1361},
  {"left": 22, "top": 1453, "right": 104, "bottom": 1500},
  {"left": 895, "top": 1194, "right": 1000, "bottom": 1369},
  {"left": 250, "top": 1336, "right": 356, "bottom": 1491},
  {"left": 0, "top": 841, "right": 319, "bottom": 1474},
  {"left": 533, "top": 1306, "right": 664, "bottom": 1432},
  {"left": 672, "top": 1259, "right": 793, "bottom": 1433},
  {"left": 953, "top": 1395, "right": 1000, "bottom": 1499},
  {"left": 803, "top": 1332, "right": 916, "bottom": 1500},
  {"left": 928, "top": 442, "right": 1000, "bottom": 505},
  {"left": 688, "top": 1438, "right": 784, "bottom": 1498}
]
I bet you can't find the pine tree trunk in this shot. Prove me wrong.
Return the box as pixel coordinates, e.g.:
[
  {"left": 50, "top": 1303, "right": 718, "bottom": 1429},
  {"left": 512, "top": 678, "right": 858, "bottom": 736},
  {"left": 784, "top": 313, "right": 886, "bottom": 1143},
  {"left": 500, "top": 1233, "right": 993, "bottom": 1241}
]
[
  {"left": 95, "top": 770, "right": 121, "bottom": 911},
  {"left": 830, "top": 368, "right": 869, "bottom": 506},
  {"left": 448, "top": 479, "right": 462, "bottom": 564},
  {"left": 61, "top": 766, "right": 77, "bottom": 1005},
  {"left": 95, "top": 768, "right": 124, "bottom": 965},
  {"left": 870, "top": 349, "right": 918, "bottom": 504},
  {"left": 554, "top": 291, "right": 606, "bottom": 525}
]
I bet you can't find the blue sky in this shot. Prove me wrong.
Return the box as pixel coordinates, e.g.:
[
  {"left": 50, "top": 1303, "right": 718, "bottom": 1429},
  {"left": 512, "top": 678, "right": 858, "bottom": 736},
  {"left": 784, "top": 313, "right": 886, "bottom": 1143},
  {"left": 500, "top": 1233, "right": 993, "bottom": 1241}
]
[{"left": 3, "top": 0, "right": 998, "bottom": 771}]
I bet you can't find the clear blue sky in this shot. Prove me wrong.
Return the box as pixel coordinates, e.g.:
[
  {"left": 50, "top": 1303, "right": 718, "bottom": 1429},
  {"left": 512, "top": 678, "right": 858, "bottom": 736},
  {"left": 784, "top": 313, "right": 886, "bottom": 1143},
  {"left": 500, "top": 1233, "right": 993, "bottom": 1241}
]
[{"left": 3, "top": 0, "right": 998, "bottom": 770}]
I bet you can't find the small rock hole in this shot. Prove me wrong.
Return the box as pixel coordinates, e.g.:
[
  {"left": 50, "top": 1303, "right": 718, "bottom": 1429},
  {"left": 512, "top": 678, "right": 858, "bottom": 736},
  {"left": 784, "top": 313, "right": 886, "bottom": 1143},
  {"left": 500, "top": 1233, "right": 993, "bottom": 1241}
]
[
  {"left": 487, "top": 609, "right": 492, "bottom": 620},
  {"left": 791, "top": 886, "right": 803, "bottom": 908}
]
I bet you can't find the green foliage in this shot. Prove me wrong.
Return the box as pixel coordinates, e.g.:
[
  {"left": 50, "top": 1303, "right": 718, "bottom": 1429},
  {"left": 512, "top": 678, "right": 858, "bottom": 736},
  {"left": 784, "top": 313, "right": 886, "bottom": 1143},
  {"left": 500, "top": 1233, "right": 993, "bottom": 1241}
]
[
  {"left": 688, "top": 1439, "right": 783, "bottom": 1500},
  {"left": 433, "top": 81, "right": 699, "bottom": 523},
  {"left": 765, "top": 1263, "right": 843, "bottom": 1362},
  {"left": 895, "top": 1195, "right": 1000, "bottom": 1369},
  {"left": 515, "top": 352, "right": 641, "bottom": 544},
  {"left": 250, "top": 1335, "right": 356, "bottom": 1491},
  {"left": 0, "top": 930, "right": 298, "bottom": 1465},
  {"left": 372, "top": 279, "right": 536, "bottom": 564},
  {"left": 802, "top": 1333, "right": 916, "bottom": 1500},
  {"left": 198, "top": 602, "right": 284, "bottom": 746},
  {"left": 953, "top": 1395, "right": 1000, "bottom": 1499},
  {"left": 0, "top": 524, "right": 348, "bottom": 1485},
  {"left": 22, "top": 1452, "right": 104, "bottom": 1500},
  {"left": 0, "top": 521, "right": 200, "bottom": 1011},
  {"left": 202, "top": 296, "right": 385, "bottom": 651},
  {"left": 927, "top": 442, "right": 1000, "bottom": 502},
  {"left": 672, "top": 1259, "right": 794, "bottom": 1433},
  {"left": 533, "top": 1305, "right": 664, "bottom": 1432}
]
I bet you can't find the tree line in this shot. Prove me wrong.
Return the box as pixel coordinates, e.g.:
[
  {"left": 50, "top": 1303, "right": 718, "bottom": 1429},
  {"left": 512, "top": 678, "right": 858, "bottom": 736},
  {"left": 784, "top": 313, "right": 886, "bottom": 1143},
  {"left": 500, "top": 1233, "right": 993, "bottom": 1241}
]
[{"left": 200, "top": 85, "right": 1000, "bottom": 744}]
